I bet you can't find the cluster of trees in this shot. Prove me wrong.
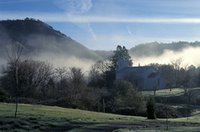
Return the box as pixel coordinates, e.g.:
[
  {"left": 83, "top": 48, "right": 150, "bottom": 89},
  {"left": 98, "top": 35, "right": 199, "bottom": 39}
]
[
  {"left": 0, "top": 58, "right": 99, "bottom": 110},
  {"left": 150, "top": 58, "right": 200, "bottom": 89},
  {"left": 0, "top": 45, "right": 145, "bottom": 115},
  {"left": 2, "top": 44, "right": 200, "bottom": 118},
  {"left": 87, "top": 45, "right": 144, "bottom": 114}
]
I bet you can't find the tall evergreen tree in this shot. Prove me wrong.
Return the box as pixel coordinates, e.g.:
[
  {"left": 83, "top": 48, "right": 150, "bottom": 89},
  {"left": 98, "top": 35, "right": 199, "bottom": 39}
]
[
  {"left": 111, "top": 45, "right": 133, "bottom": 69},
  {"left": 104, "top": 45, "right": 132, "bottom": 87}
]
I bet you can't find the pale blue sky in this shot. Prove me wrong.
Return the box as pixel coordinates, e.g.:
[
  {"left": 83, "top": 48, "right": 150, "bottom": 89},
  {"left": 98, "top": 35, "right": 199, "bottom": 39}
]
[{"left": 1, "top": 0, "right": 200, "bottom": 50}]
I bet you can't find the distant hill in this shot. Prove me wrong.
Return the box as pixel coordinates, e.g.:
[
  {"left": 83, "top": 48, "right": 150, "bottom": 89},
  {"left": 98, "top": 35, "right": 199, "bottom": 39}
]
[
  {"left": 0, "top": 18, "right": 101, "bottom": 60},
  {"left": 94, "top": 50, "right": 113, "bottom": 59},
  {"left": 94, "top": 41, "right": 200, "bottom": 59},
  {"left": 1, "top": 18, "right": 200, "bottom": 65},
  {"left": 129, "top": 41, "right": 200, "bottom": 57}
]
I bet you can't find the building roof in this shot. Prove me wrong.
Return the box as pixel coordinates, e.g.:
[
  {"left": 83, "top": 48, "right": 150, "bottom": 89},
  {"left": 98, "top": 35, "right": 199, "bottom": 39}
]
[{"left": 117, "top": 66, "right": 155, "bottom": 74}]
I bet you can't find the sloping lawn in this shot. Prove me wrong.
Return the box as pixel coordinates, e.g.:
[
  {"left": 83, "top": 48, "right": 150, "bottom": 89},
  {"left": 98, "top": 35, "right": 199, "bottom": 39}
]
[
  {"left": 142, "top": 88, "right": 185, "bottom": 97},
  {"left": 0, "top": 103, "right": 144, "bottom": 123},
  {"left": 1, "top": 103, "right": 200, "bottom": 131}
]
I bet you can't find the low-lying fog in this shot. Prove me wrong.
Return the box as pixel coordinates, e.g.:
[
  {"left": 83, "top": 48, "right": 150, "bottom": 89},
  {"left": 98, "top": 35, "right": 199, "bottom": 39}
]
[
  {"left": 1, "top": 46, "right": 200, "bottom": 75},
  {"left": 132, "top": 47, "right": 200, "bottom": 67}
]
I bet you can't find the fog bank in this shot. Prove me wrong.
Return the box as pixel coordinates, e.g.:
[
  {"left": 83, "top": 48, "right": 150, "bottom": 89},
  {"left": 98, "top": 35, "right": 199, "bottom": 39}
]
[{"left": 132, "top": 47, "right": 200, "bottom": 67}]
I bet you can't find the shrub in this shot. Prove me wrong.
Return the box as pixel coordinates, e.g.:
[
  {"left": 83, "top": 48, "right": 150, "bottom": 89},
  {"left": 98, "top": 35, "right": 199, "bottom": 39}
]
[
  {"left": 0, "top": 88, "right": 7, "bottom": 102},
  {"left": 114, "top": 107, "right": 137, "bottom": 115},
  {"left": 156, "top": 104, "right": 179, "bottom": 118},
  {"left": 114, "top": 107, "right": 146, "bottom": 116},
  {"left": 146, "top": 97, "right": 156, "bottom": 119},
  {"left": 111, "top": 80, "right": 145, "bottom": 114}
]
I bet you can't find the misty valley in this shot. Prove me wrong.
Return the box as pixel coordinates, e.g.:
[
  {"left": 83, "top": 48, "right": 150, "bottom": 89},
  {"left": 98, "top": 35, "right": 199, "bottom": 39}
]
[{"left": 1, "top": 19, "right": 200, "bottom": 131}]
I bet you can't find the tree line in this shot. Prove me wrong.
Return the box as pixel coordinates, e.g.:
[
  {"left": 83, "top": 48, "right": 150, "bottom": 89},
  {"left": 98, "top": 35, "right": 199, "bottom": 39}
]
[
  {"left": 1, "top": 45, "right": 200, "bottom": 117},
  {"left": 150, "top": 59, "right": 200, "bottom": 90},
  {"left": 0, "top": 45, "right": 145, "bottom": 116}
]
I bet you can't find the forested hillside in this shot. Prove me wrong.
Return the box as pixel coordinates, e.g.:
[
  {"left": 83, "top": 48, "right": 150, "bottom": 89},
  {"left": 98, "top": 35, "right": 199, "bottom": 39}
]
[{"left": 0, "top": 18, "right": 101, "bottom": 60}]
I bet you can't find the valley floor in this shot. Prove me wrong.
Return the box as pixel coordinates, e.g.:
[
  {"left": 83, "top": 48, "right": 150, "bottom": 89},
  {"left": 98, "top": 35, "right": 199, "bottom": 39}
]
[{"left": 1, "top": 103, "right": 200, "bottom": 131}]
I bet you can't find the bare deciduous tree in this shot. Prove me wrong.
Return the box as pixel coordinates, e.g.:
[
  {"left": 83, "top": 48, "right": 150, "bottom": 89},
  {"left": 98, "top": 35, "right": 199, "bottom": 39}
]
[
  {"left": 6, "top": 43, "right": 23, "bottom": 118},
  {"left": 68, "top": 67, "right": 85, "bottom": 106},
  {"left": 170, "top": 58, "right": 183, "bottom": 90}
]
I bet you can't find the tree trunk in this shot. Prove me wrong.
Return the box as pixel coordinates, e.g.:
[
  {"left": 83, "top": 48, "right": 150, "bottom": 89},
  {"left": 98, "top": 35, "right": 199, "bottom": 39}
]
[
  {"left": 103, "top": 98, "right": 105, "bottom": 113},
  {"left": 98, "top": 100, "right": 100, "bottom": 112},
  {"left": 15, "top": 66, "right": 19, "bottom": 118}
]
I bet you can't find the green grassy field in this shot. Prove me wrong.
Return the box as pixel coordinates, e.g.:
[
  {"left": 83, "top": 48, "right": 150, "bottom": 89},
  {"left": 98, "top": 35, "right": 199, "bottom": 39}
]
[
  {"left": 1, "top": 103, "right": 200, "bottom": 131},
  {"left": 142, "top": 88, "right": 184, "bottom": 97},
  {"left": 142, "top": 87, "right": 200, "bottom": 97},
  {"left": 0, "top": 103, "right": 144, "bottom": 123}
]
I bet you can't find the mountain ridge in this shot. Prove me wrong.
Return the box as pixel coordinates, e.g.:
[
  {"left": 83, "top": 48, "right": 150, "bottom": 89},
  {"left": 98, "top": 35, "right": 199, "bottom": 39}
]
[
  {"left": 129, "top": 41, "right": 200, "bottom": 57},
  {"left": 0, "top": 18, "right": 101, "bottom": 61},
  {"left": 1, "top": 18, "right": 200, "bottom": 62}
]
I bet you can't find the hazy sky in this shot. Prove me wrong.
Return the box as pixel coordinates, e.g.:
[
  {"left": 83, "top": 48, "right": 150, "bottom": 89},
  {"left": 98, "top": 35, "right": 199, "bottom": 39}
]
[{"left": 1, "top": 0, "right": 200, "bottom": 50}]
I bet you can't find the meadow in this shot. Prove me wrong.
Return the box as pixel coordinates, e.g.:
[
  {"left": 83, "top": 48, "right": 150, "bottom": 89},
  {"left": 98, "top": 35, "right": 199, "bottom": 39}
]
[{"left": 1, "top": 101, "right": 200, "bottom": 131}]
